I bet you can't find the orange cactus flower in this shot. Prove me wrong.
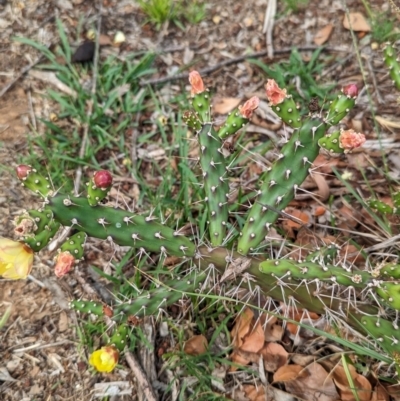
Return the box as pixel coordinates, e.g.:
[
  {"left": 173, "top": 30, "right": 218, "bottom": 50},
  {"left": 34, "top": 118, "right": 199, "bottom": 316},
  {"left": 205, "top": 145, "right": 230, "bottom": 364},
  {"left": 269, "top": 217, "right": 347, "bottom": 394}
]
[
  {"left": 54, "top": 251, "right": 75, "bottom": 278},
  {"left": 89, "top": 346, "right": 119, "bottom": 373},
  {"left": 238, "top": 96, "right": 260, "bottom": 119},
  {"left": 265, "top": 79, "right": 287, "bottom": 106},
  {"left": 0, "top": 238, "right": 34, "bottom": 280},
  {"left": 189, "top": 70, "right": 205, "bottom": 95},
  {"left": 339, "top": 129, "right": 366, "bottom": 152}
]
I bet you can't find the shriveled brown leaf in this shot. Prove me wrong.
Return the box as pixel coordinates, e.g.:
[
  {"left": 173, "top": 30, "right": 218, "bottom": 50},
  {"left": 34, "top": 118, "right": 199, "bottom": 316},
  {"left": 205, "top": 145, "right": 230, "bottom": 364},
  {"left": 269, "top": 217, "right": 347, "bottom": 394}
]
[
  {"left": 240, "top": 319, "right": 265, "bottom": 354},
  {"left": 273, "top": 364, "right": 304, "bottom": 382},
  {"left": 184, "top": 334, "right": 208, "bottom": 356},
  {"left": 284, "top": 362, "right": 339, "bottom": 401},
  {"left": 314, "top": 23, "right": 334, "bottom": 45},
  {"left": 231, "top": 308, "right": 254, "bottom": 348},
  {"left": 333, "top": 366, "right": 372, "bottom": 401},
  {"left": 213, "top": 96, "right": 242, "bottom": 114},
  {"left": 242, "top": 384, "right": 266, "bottom": 401},
  {"left": 371, "top": 383, "right": 390, "bottom": 401},
  {"left": 259, "top": 314, "right": 283, "bottom": 342},
  {"left": 260, "top": 342, "right": 288, "bottom": 372},
  {"left": 343, "top": 12, "right": 371, "bottom": 32}
]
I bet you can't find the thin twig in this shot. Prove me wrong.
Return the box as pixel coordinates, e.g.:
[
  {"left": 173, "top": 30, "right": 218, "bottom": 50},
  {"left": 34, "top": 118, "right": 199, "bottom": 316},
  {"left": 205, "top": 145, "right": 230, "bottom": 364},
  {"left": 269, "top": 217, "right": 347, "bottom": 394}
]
[
  {"left": 140, "top": 45, "right": 350, "bottom": 86},
  {"left": 125, "top": 351, "right": 158, "bottom": 401},
  {"left": 73, "top": 2, "right": 102, "bottom": 195},
  {"left": 263, "top": 0, "right": 277, "bottom": 58}
]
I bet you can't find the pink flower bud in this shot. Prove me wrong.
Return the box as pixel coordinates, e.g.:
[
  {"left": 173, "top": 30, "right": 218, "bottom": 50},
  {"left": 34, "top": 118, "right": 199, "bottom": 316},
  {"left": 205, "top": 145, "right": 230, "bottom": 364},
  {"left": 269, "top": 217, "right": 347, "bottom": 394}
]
[
  {"left": 189, "top": 71, "right": 205, "bottom": 95},
  {"left": 16, "top": 165, "right": 32, "bottom": 180},
  {"left": 93, "top": 170, "right": 113, "bottom": 189},
  {"left": 342, "top": 84, "right": 358, "bottom": 98},
  {"left": 265, "top": 79, "right": 287, "bottom": 106},
  {"left": 339, "top": 129, "right": 366, "bottom": 152},
  {"left": 54, "top": 251, "right": 75, "bottom": 278},
  {"left": 238, "top": 96, "right": 260, "bottom": 119}
]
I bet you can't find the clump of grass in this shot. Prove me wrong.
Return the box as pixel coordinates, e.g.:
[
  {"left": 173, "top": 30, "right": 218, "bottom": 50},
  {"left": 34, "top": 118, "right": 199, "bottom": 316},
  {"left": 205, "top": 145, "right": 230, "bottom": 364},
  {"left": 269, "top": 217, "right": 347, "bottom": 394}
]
[{"left": 136, "top": 0, "right": 206, "bottom": 29}]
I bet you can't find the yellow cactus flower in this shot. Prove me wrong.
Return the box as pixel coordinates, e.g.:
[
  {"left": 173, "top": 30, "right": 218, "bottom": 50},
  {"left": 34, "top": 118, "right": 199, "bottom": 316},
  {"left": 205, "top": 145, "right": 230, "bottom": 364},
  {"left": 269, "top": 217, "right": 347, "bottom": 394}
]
[
  {"left": 89, "top": 346, "right": 119, "bottom": 373},
  {"left": 0, "top": 238, "right": 34, "bottom": 280}
]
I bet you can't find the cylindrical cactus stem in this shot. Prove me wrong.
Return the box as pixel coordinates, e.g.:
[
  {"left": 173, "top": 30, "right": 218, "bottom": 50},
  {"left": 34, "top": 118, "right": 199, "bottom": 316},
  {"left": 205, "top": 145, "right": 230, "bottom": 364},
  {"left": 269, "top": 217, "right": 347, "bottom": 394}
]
[
  {"left": 48, "top": 194, "right": 195, "bottom": 257},
  {"left": 318, "top": 129, "right": 366, "bottom": 154},
  {"left": 16, "top": 165, "right": 53, "bottom": 198},
  {"left": 59, "top": 231, "right": 87, "bottom": 259},
  {"left": 238, "top": 117, "right": 327, "bottom": 254},
  {"left": 305, "top": 243, "right": 340, "bottom": 264},
  {"left": 265, "top": 79, "right": 302, "bottom": 128},
  {"left": 378, "top": 262, "right": 400, "bottom": 280},
  {"left": 26, "top": 208, "right": 55, "bottom": 233},
  {"left": 360, "top": 315, "right": 400, "bottom": 359},
  {"left": 217, "top": 96, "right": 259, "bottom": 139},
  {"left": 189, "top": 71, "right": 211, "bottom": 122},
  {"left": 393, "top": 192, "right": 400, "bottom": 210},
  {"left": 115, "top": 270, "right": 207, "bottom": 317},
  {"left": 69, "top": 300, "right": 108, "bottom": 316},
  {"left": 375, "top": 282, "right": 400, "bottom": 311},
  {"left": 87, "top": 170, "right": 113, "bottom": 206},
  {"left": 22, "top": 219, "right": 61, "bottom": 252},
  {"left": 259, "top": 259, "right": 373, "bottom": 287},
  {"left": 197, "top": 123, "right": 229, "bottom": 246},
  {"left": 183, "top": 110, "right": 202, "bottom": 131},
  {"left": 325, "top": 84, "right": 358, "bottom": 125},
  {"left": 368, "top": 199, "right": 394, "bottom": 214},
  {"left": 109, "top": 324, "right": 129, "bottom": 352},
  {"left": 383, "top": 43, "right": 400, "bottom": 90}
]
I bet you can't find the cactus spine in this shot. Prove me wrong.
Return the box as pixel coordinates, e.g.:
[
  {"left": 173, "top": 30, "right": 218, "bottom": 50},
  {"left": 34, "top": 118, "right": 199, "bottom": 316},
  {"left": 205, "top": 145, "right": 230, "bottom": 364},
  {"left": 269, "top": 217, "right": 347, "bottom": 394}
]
[
  {"left": 238, "top": 117, "right": 327, "bottom": 254},
  {"left": 196, "top": 123, "right": 229, "bottom": 246}
]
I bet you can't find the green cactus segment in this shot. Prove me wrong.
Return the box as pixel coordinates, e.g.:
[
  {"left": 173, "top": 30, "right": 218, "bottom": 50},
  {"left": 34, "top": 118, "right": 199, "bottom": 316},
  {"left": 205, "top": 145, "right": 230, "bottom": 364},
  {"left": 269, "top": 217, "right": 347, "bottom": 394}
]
[
  {"left": 115, "top": 270, "right": 206, "bottom": 317},
  {"left": 48, "top": 195, "right": 195, "bottom": 257},
  {"left": 191, "top": 90, "right": 211, "bottom": 122},
  {"left": 259, "top": 259, "right": 372, "bottom": 287},
  {"left": 109, "top": 324, "right": 129, "bottom": 351},
  {"left": 197, "top": 123, "right": 229, "bottom": 246},
  {"left": 325, "top": 91, "right": 356, "bottom": 126},
  {"left": 183, "top": 110, "right": 202, "bottom": 131},
  {"left": 70, "top": 300, "right": 105, "bottom": 316},
  {"left": 361, "top": 315, "right": 400, "bottom": 356},
  {"left": 238, "top": 117, "right": 326, "bottom": 254},
  {"left": 27, "top": 208, "right": 54, "bottom": 233},
  {"left": 376, "top": 282, "right": 400, "bottom": 310},
  {"left": 305, "top": 244, "right": 340, "bottom": 264},
  {"left": 383, "top": 43, "right": 400, "bottom": 90},
  {"left": 217, "top": 110, "right": 249, "bottom": 139},
  {"left": 18, "top": 168, "right": 53, "bottom": 198},
  {"left": 23, "top": 219, "right": 61, "bottom": 252},
  {"left": 393, "top": 192, "right": 400, "bottom": 210},
  {"left": 60, "top": 231, "right": 87, "bottom": 259},
  {"left": 271, "top": 95, "right": 302, "bottom": 128},
  {"left": 318, "top": 131, "right": 343, "bottom": 154},
  {"left": 368, "top": 199, "right": 394, "bottom": 214},
  {"left": 378, "top": 263, "right": 400, "bottom": 280}
]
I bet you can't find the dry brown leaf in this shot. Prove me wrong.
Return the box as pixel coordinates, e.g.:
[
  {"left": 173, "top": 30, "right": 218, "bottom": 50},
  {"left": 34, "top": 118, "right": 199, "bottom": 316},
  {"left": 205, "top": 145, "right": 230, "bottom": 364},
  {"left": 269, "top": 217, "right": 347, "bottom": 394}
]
[
  {"left": 284, "top": 362, "right": 339, "bottom": 401},
  {"left": 371, "top": 383, "right": 390, "bottom": 401},
  {"left": 99, "top": 34, "right": 112, "bottom": 46},
  {"left": 314, "top": 24, "right": 334, "bottom": 45},
  {"left": 333, "top": 366, "right": 372, "bottom": 401},
  {"left": 281, "top": 208, "right": 311, "bottom": 238},
  {"left": 213, "top": 96, "right": 242, "bottom": 114},
  {"left": 242, "top": 384, "right": 266, "bottom": 401},
  {"left": 230, "top": 349, "right": 254, "bottom": 370},
  {"left": 273, "top": 364, "right": 304, "bottom": 382},
  {"left": 231, "top": 308, "right": 254, "bottom": 348},
  {"left": 343, "top": 12, "right": 371, "bottom": 32},
  {"left": 259, "top": 314, "right": 283, "bottom": 342},
  {"left": 260, "top": 342, "right": 288, "bottom": 372},
  {"left": 240, "top": 320, "right": 265, "bottom": 354},
  {"left": 184, "top": 334, "right": 208, "bottom": 356}
]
